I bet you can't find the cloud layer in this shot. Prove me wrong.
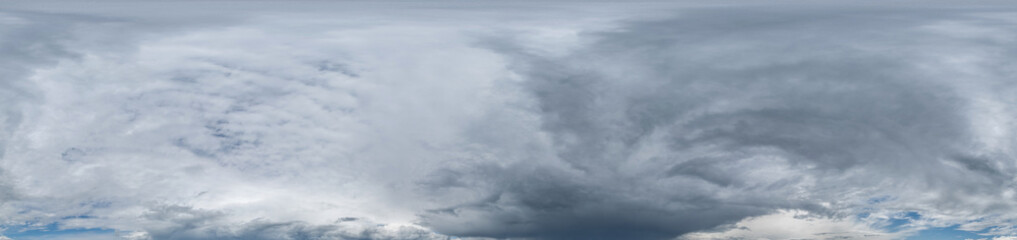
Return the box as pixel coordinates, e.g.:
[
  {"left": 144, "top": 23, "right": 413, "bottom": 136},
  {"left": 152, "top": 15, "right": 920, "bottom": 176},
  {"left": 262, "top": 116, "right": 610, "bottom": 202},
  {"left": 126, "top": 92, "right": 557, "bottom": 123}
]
[{"left": 1, "top": 1, "right": 1017, "bottom": 240}]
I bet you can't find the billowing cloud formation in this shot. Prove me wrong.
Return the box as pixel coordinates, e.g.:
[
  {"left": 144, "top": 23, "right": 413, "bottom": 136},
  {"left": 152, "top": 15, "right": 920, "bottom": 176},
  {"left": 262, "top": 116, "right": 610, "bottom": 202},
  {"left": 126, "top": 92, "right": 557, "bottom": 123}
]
[
  {"left": 418, "top": 6, "right": 1017, "bottom": 239},
  {"left": 1, "top": 1, "right": 1017, "bottom": 240}
]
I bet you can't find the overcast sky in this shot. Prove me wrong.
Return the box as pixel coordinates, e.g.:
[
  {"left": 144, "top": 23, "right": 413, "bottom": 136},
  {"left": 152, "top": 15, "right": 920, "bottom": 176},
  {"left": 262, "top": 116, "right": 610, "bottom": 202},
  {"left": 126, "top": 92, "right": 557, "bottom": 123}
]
[{"left": 1, "top": 1, "right": 1017, "bottom": 240}]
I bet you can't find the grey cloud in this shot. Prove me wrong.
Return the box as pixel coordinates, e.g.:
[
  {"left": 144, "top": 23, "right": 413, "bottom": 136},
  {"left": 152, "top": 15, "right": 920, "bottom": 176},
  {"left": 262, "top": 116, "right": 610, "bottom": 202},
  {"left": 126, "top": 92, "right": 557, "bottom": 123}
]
[
  {"left": 0, "top": 12, "right": 67, "bottom": 156},
  {"left": 950, "top": 155, "right": 1004, "bottom": 178},
  {"left": 420, "top": 5, "right": 1017, "bottom": 239},
  {"left": 3, "top": 2, "right": 1017, "bottom": 240},
  {"left": 0, "top": 11, "right": 88, "bottom": 207},
  {"left": 420, "top": 164, "right": 778, "bottom": 240}
]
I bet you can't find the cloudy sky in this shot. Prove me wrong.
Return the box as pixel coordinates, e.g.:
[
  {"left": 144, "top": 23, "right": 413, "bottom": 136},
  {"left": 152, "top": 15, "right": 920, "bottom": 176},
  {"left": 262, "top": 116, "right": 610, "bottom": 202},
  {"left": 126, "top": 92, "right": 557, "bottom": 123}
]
[{"left": 1, "top": 1, "right": 1016, "bottom": 239}]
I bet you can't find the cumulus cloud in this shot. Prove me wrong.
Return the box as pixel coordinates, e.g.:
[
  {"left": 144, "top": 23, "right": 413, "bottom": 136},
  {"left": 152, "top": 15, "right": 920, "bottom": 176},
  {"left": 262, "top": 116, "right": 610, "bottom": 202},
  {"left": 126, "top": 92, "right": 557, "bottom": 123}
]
[{"left": 1, "top": 1, "right": 1017, "bottom": 240}]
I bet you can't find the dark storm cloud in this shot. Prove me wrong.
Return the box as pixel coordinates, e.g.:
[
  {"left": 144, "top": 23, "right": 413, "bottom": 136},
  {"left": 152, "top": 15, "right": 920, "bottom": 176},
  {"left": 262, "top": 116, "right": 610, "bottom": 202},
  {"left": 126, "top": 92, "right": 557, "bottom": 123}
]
[
  {"left": 420, "top": 6, "right": 1017, "bottom": 239},
  {"left": 420, "top": 163, "right": 793, "bottom": 240}
]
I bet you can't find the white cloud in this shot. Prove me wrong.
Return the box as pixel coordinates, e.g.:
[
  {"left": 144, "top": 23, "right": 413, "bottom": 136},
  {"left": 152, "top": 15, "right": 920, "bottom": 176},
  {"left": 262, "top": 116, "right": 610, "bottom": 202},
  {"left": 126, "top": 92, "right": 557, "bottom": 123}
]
[{"left": 679, "top": 209, "right": 906, "bottom": 240}]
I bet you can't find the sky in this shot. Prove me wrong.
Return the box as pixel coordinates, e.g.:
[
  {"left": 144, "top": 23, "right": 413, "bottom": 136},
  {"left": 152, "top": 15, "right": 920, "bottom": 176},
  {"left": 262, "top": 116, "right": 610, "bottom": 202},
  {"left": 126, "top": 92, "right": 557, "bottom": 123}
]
[{"left": 1, "top": 1, "right": 1016, "bottom": 240}]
